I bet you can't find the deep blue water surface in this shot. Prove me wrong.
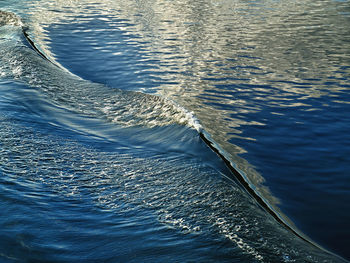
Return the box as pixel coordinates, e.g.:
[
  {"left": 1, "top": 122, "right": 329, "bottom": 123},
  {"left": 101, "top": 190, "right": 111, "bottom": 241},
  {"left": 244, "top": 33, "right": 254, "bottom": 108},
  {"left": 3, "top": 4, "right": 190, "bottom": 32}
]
[{"left": 1, "top": 0, "right": 349, "bottom": 262}]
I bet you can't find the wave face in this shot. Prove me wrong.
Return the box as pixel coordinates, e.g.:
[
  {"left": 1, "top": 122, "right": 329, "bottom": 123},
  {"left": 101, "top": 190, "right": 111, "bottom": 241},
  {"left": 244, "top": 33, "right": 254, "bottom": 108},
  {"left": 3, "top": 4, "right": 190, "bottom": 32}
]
[{"left": 0, "top": 1, "right": 349, "bottom": 262}]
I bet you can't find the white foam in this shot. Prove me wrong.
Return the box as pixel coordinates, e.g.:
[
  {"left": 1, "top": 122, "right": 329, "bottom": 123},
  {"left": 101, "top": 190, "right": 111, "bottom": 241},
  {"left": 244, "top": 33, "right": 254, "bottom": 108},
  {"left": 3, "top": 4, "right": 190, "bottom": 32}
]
[
  {"left": 0, "top": 10, "right": 23, "bottom": 27},
  {"left": 165, "top": 98, "right": 203, "bottom": 132}
]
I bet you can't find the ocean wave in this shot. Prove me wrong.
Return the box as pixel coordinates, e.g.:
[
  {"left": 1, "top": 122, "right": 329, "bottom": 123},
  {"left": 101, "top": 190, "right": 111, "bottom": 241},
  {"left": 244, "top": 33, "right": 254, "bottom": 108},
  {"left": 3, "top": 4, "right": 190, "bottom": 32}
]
[
  {"left": 0, "top": 9, "right": 346, "bottom": 262},
  {"left": 0, "top": 10, "right": 203, "bottom": 132}
]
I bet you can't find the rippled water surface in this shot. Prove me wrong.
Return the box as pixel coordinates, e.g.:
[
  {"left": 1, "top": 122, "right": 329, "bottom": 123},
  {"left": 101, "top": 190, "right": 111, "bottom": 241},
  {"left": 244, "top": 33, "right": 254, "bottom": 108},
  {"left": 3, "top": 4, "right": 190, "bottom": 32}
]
[{"left": 1, "top": 0, "right": 350, "bottom": 262}]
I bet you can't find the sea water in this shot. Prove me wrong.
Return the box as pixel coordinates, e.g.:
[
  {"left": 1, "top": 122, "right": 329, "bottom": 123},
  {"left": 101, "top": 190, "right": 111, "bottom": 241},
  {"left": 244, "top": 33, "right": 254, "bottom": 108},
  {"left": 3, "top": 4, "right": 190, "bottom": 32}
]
[{"left": 0, "top": 0, "right": 349, "bottom": 262}]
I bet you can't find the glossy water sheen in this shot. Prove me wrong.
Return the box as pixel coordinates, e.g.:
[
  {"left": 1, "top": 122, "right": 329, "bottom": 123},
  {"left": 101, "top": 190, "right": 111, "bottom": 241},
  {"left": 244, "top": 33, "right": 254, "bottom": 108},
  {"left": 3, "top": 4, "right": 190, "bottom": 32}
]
[{"left": 0, "top": 0, "right": 349, "bottom": 262}]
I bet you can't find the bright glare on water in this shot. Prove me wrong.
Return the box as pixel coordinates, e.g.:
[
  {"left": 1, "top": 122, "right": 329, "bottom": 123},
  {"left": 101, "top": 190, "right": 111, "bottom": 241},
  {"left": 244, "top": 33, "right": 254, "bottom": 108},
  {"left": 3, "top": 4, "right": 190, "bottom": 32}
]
[{"left": 0, "top": 0, "right": 349, "bottom": 262}]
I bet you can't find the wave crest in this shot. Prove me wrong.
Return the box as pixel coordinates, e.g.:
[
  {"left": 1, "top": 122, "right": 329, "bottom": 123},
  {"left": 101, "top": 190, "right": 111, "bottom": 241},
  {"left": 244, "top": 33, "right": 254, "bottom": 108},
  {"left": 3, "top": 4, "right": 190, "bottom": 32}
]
[{"left": 0, "top": 10, "right": 22, "bottom": 27}]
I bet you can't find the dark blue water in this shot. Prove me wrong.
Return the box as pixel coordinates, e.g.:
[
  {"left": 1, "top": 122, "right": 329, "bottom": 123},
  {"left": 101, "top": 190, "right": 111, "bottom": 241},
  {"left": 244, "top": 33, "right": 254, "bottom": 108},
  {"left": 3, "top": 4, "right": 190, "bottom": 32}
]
[{"left": 1, "top": 0, "right": 350, "bottom": 262}]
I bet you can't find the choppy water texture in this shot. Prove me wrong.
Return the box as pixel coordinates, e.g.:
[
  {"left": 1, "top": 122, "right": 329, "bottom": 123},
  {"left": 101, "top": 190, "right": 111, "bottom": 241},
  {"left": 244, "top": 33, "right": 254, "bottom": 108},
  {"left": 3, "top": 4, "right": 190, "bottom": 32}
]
[{"left": 0, "top": 0, "right": 349, "bottom": 262}]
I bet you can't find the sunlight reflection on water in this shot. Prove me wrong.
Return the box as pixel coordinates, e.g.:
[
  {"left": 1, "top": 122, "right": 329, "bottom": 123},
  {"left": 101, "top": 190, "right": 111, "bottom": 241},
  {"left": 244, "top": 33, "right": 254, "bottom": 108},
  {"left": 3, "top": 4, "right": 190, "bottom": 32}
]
[{"left": 1, "top": 0, "right": 350, "bottom": 260}]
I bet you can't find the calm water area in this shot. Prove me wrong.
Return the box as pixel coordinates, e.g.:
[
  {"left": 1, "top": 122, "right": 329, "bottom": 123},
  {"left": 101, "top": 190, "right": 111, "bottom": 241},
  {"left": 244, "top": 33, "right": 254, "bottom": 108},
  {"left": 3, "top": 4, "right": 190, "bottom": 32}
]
[{"left": 0, "top": 0, "right": 349, "bottom": 262}]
